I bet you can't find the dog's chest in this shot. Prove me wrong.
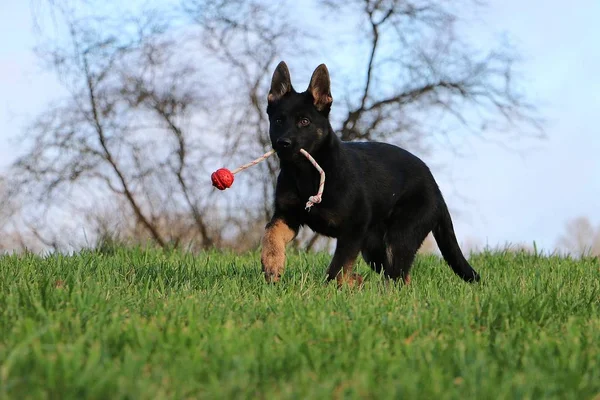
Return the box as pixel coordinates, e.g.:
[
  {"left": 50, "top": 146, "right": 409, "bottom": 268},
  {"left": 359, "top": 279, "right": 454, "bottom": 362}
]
[{"left": 304, "top": 206, "right": 343, "bottom": 237}]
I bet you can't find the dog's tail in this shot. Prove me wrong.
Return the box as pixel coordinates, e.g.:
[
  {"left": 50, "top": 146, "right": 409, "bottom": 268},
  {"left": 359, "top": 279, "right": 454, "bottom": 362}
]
[{"left": 432, "top": 195, "right": 480, "bottom": 283}]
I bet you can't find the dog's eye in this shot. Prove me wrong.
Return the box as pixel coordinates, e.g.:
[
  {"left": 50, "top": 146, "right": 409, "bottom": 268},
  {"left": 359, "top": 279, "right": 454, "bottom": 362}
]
[
  {"left": 275, "top": 118, "right": 283, "bottom": 125},
  {"left": 299, "top": 118, "right": 310, "bottom": 127}
]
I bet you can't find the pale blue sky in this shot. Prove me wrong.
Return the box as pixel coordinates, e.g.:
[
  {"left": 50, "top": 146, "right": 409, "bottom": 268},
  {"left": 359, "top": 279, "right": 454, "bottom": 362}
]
[{"left": 1, "top": 1, "right": 599, "bottom": 252}]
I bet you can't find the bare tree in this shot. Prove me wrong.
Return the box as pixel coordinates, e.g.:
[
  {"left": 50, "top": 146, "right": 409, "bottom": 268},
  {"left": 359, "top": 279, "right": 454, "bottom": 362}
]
[
  {"left": 3, "top": 0, "right": 542, "bottom": 253},
  {"left": 8, "top": 4, "right": 222, "bottom": 250},
  {"left": 5, "top": 0, "right": 309, "bottom": 252},
  {"left": 0, "top": 176, "right": 47, "bottom": 253},
  {"left": 557, "top": 217, "right": 600, "bottom": 257},
  {"left": 319, "top": 0, "right": 541, "bottom": 148}
]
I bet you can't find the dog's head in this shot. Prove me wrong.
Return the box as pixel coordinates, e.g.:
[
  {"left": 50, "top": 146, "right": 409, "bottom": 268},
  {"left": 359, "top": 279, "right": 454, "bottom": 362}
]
[{"left": 266, "top": 62, "right": 333, "bottom": 160}]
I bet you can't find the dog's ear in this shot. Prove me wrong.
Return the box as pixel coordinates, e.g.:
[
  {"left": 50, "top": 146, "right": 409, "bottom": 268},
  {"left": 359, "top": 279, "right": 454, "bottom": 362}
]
[
  {"left": 308, "top": 64, "right": 333, "bottom": 111},
  {"left": 268, "top": 61, "right": 293, "bottom": 103}
]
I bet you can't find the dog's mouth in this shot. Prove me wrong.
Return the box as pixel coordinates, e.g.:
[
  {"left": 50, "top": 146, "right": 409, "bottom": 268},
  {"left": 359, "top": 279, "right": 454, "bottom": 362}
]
[{"left": 274, "top": 145, "right": 300, "bottom": 160}]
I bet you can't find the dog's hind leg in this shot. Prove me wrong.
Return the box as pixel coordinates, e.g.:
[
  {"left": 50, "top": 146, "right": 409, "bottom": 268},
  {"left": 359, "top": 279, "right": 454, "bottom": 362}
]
[
  {"left": 327, "top": 234, "right": 365, "bottom": 288},
  {"left": 361, "top": 227, "right": 390, "bottom": 274},
  {"left": 384, "top": 202, "right": 437, "bottom": 285}
]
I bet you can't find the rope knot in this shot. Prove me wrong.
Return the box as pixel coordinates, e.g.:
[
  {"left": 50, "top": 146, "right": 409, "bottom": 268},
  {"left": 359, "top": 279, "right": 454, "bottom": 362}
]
[{"left": 305, "top": 195, "right": 322, "bottom": 211}]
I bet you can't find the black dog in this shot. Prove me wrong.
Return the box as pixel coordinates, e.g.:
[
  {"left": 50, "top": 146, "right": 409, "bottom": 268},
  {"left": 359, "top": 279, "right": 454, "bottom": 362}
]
[{"left": 261, "top": 61, "right": 480, "bottom": 286}]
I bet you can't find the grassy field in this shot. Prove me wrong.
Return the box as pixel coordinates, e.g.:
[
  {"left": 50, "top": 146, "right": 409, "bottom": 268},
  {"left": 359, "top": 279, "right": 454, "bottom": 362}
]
[{"left": 0, "top": 247, "right": 599, "bottom": 399}]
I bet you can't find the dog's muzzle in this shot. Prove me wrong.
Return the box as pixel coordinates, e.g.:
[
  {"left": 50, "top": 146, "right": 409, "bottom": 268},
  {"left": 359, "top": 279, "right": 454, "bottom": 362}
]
[{"left": 276, "top": 137, "right": 293, "bottom": 150}]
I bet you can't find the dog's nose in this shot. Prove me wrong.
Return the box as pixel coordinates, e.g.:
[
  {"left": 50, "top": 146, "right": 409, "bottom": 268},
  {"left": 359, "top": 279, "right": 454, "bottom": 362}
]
[{"left": 277, "top": 137, "right": 292, "bottom": 148}]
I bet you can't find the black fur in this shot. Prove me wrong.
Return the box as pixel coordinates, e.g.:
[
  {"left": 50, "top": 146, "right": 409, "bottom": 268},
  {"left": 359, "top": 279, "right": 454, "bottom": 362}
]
[{"left": 263, "top": 61, "right": 480, "bottom": 284}]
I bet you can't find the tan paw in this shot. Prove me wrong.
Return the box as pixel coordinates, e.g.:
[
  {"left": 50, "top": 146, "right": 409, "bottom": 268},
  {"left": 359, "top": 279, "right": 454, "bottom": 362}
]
[
  {"left": 336, "top": 273, "right": 364, "bottom": 289},
  {"left": 263, "top": 268, "right": 281, "bottom": 283}
]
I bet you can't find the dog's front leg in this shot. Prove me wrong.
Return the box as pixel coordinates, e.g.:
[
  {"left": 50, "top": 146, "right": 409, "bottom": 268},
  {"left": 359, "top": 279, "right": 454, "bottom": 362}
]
[
  {"left": 326, "top": 236, "right": 364, "bottom": 288},
  {"left": 261, "top": 217, "right": 298, "bottom": 283}
]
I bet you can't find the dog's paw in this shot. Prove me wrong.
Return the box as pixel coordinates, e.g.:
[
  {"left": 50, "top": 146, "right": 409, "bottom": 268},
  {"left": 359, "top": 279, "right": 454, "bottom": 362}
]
[
  {"left": 336, "top": 273, "right": 364, "bottom": 289},
  {"left": 263, "top": 269, "right": 281, "bottom": 283}
]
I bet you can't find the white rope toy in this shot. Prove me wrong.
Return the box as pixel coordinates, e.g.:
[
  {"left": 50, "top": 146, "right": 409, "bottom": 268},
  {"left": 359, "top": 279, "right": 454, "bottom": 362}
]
[
  {"left": 298, "top": 149, "right": 325, "bottom": 209},
  {"left": 211, "top": 149, "right": 325, "bottom": 210},
  {"left": 230, "top": 150, "right": 275, "bottom": 175}
]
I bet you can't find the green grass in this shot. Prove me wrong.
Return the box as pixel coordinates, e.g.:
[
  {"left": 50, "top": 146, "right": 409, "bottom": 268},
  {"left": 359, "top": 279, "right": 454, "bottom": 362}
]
[{"left": 1, "top": 247, "right": 599, "bottom": 399}]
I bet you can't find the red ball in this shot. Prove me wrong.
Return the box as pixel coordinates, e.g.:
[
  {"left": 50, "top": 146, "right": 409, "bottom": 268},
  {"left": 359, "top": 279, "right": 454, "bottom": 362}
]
[{"left": 211, "top": 168, "right": 234, "bottom": 190}]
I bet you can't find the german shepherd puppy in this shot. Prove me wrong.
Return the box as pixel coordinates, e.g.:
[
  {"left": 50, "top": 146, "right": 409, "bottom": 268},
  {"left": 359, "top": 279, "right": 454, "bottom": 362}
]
[{"left": 261, "top": 61, "right": 480, "bottom": 286}]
